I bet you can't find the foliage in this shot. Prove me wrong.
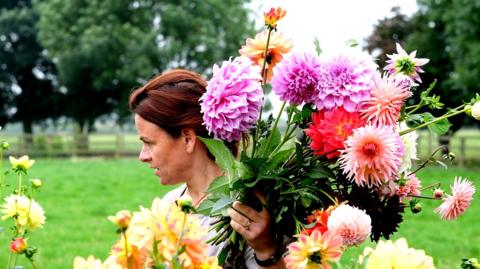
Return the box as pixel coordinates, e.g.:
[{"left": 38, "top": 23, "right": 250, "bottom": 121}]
[
  {"left": 0, "top": 0, "right": 61, "bottom": 134},
  {"left": 33, "top": 0, "right": 255, "bottom": 130}
]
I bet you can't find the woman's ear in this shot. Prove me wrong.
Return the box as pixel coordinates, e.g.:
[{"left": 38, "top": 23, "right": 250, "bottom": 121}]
[{"left": 181, "top": 129, "right": 197, "bottom": 153}]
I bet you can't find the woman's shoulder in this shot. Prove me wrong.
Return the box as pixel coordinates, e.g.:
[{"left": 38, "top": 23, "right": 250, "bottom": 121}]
[{"left": 161, "top": 184, "right": 187, "bottom": 203}]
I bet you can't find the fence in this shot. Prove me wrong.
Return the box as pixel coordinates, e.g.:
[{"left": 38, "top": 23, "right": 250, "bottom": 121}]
[{"left": 2, "top": 131, "right": 480, "bottom": 166}]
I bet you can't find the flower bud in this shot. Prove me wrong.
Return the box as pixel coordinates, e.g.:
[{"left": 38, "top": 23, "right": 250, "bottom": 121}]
[
  {"left": 10, "top": 237, "right": 28, "bottom": 254},
  {"left": 433, "top": 188, "right": 444, "bottom": 198},
  {"left": 461, "top": 257, "right": 480, "bottom": 269},
  {"left": 465, "top": 105, "right": 472, "bottom": 116},
  {"left": 263, "top": 7, "right": 286, "bottom": 29},
  {"left": 471, "top": 102, "right": 480, "bottom": 120},
  {"left": 108, "top": 210, "right": 131, "bottom": 229},
  {"left": 411, "top": 203, "right": 422, "bottom": 214},
  {"left": 176, "top": 196, "right": 194, "bottom": 213},
  {"left": 31, "top": 179, "right": 42, "bottom": 188},
  {"left": 1, "top": 141, "right": 9, "bottom": 150}
]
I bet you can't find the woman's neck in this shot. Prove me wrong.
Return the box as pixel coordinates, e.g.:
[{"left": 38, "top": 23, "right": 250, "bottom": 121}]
[{"left": 186, "top": 157, "right": 223, "bottom": 205}]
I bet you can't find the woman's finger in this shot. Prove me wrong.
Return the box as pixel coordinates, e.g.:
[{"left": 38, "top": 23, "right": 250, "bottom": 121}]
[
  {"left": 227, "top": 207, "right": 252, "bottom": 228},
  {"left": 232, "top": 201, "right": 261, "bottom": 222}
]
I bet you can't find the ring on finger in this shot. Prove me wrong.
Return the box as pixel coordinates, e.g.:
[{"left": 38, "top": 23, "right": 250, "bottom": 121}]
[{"left": 243, "top": 219, "right": 251, "bottom": 230}]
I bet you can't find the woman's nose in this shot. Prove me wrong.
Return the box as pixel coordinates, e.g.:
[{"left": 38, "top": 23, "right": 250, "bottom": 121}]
[{"left": 139, "top": 145, "right": 152, "bottom": 162}]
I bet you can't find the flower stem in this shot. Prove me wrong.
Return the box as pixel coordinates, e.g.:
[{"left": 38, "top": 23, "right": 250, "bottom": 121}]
[
  {"left": 6, "top": 252, "right": 13, "bottom": 269},
  {"left": 408, "top": 146, "right": 447, "bottom": 176},
  {"left": 28, "top": 257, "right": 39, "bottom": 269},
  {"left": 400, "top": 106, "right": 467, "bottom": 136},
  {"left": 263, "top": 101, "right": 287, "bottom": 157},
  {"left": 260, "top": 28, "right": 273, "bottom": 84},
  {"left": 17, "top": 173, "right": 22, "bottom": 195},
  {"left": 0, "top": 149, "right": 4, "bottom": 198},
  {"left": 420, "top": 182, "right": 442, "bottom": 191}
]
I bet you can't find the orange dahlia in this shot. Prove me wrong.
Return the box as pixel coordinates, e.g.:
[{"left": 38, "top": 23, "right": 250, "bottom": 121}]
[
  {"left": 263, "top": 7, "right": 286, "bottom": 29},
  {"left": 239, "top": 30, "right": 293, "bottom": 82}
]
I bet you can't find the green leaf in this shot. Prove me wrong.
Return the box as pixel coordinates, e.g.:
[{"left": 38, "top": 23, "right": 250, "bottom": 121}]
[
  {"left": 207, "top": 175, "right": 230, "bottom": 196},
  {"left": 428, "top": 118, "right": 452, "bottom": 135},
  {"left": 218, "top": 247, "right": 229, "bottom": 265},
  {"left": 196, "top": 199, "right": 216, "bottom": 215},
  {"left": 261, "top": 148, "right": 294, "bottom": 173},
  {"left": 345, "top": 39, "right": 359, "bottom": 47},
  {"left": 307, "top": 165, "right": 335, "bottom": 179},
  {"left": 198, "top": 137, "right": 235, "bottom": 177},
  {"left": 234, "top": 160, "right": 254, "bottom": 180},
  {"left": 258, "top": 127, "right": 281, "bottom": 156},
  {"left": 295, "top": 142, "right": 304, "bottom": 166},
  {"left": 211, "top": 197, "right": 235, "bottom": 213},
  {"left": 313, "top": 37, "right": 322, "bottom": 55}
]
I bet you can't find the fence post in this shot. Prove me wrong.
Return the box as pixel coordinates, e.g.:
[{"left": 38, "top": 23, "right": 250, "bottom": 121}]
[
  {"left": 115, "top": 134, "right": 125, "bottom": 158},
  {"left": 459, "top": 137, "right": 465, "bottom": 168}
]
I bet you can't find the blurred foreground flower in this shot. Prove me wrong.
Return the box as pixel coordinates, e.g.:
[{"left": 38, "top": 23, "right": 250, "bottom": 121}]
[
  {"left": 108, "top": 210, "right": 132, "bottom": 229},
  {"left": 10, "top": 237, "right": 28, "bottom": 254},
  {"left": 9, "top": 155, "right": 35, "bottom": 174},
  {"left": 285, "top": 230, "right": 343, "bottom": 269},
  {"left": 1, "top": 194, "right": 46, "bottom": 230},
  {"left": 360, "top": 238, "right": 435, "bottom": 269},
  {"left": 435, "top": 177, "right": 475, "bottom": 220},
  {"left": 74, "top": 255, "right": 106, "bottom": 269}
]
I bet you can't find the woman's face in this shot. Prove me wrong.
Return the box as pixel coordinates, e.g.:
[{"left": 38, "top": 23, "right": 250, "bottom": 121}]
[{"left": 134, "top": 114, "right": 191, "bottom": 185}]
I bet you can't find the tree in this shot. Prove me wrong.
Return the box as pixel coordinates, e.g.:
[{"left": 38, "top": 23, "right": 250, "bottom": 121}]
[
  {"left": 0, "top": 0, "right": 61, "bottom": 136},
  {"left": 34, "top": 0, "right": 255, "bottom": 131},
  {"left": 365, "top": 2, "right": 479, "bottom": 134}
]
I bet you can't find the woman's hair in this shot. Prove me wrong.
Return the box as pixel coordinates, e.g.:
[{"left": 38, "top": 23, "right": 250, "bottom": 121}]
[{"left": 129, "top": 69, "right": 238, "bottom": 156}]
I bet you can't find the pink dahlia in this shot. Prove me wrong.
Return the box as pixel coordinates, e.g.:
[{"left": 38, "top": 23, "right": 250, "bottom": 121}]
[
  {"left": 361, "top": 75, "right": 413, "bottom": 126},
  {"left": 384, "top": 43, "right": 429, "bottom": 83},
  {"left": 200, "top": 56, "right": 263, "bottom": 142},
  {"left": 327, "top": 204, "right": 371, "bottom": 247},
  {"left": 435, "top": 177, "right": 476, "bottom": 220},
  {"left": 305, "top": 108, "right": 366, "bottom": 159},
  {"left": 396, "top": 174, "right": 422, "bottom": 201},
  {"left": 316, "top": 49, "right": 378, "bottom": 112},
  {"left": 271, "top": 52, "right": 322, "bottom": 105},
  {"left": 339, "top": 125, "right": 404, "bottom": 188}
]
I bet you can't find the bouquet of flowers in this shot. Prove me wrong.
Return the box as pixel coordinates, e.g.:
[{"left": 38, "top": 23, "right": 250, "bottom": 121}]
[{"left": 196, "top": 7, "right": 478, "bottom": 267}]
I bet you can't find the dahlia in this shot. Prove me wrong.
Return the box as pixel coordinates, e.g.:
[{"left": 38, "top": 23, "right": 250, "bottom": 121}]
[
  {"left": 396, "top": 174, "right": 422, "bottom": 202},
  {"left": 361, "top": 75, "right": 412, "bottom": 126},
  {"left": 435, "top": 177, "right": 475, "bottom": 220},
  {"left": 9, "top": 155, "right": 35, "bottom": 174},
  {"left": 361, "top": 238, "right": 435, "bottom": 269},
  {"left": 263, "top": 7, "right": 286, "bottom": 29},
  {"left": 316, "top": 49, "right": 377, "bottom": 112},
  {"left": 271, "top": 52, "right": 322, "bottom": 105},
  {"left": 285, "top": 230, "right": 343, "bottom": 269},
  {"left": 327, "top": 204, "right": 371, "bottom": 247},
  {"left": 384, "top": 43, "right": 429, "bottom": 83},
  {"left": 74, "top": 256, "right": 106, "bottom": 269},
  {"left": 239, "top": 30, "right": 293, "bottom": 81},
  {"left": 303, "top": 209, "right": 330, "bottom": 235},
  {"left": 305, "top": 107, "right": 366, "bottom": 159},
  {"left": 339, "top": 125, "right": 404, "bottom": 188},
  {"left": 472, "top": 101, "right": 480, "bottom": 120},
  {"left": 397, "top": 122, "right": 418, "bottom": 173},
  {"left": 105, "top": 238, "right": 147, "bottom": 269},
  {"left": 1, "top": 194, "right": 46, "bottom": 230},
  {"left": 200, "top": 56, "right": 263, "bottom": 142}
]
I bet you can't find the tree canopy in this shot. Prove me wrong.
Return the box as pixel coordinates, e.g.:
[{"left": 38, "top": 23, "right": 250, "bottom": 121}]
[{"left": 34, "top": 0, "right": 255, "bottom": 131}]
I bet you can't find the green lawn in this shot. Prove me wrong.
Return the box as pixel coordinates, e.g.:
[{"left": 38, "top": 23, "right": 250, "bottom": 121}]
[{"left": 0, "top": 159, "right": 478, "bottom": 268}]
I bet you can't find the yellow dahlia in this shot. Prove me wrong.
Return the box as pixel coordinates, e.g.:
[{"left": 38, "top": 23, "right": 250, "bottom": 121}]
[
  {"left": 239, "top": 30, "right": 293, "bottom": 81},
  {"left": 361, "top": 238, "right": 435, "bottom": 269},
  {"left": 9, "top": 155, "right": 35, "bottom": 173},
  {"left": 1, "top": 194, "right": 46, "bottom": 230},
  {"left": 285, "top": 230, "right": 343, "bottom": 269},
  {"left": 73, "top": 255, "right": 106, "bottom": 269}
]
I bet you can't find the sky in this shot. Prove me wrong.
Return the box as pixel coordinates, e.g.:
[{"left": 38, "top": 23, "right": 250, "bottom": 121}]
[{"left": 252, "top": 0, "right": 418, "bottom": 53}]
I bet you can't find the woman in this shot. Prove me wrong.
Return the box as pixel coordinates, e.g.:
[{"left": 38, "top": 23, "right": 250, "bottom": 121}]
[{"left": 129, "top": 69, "right": 286, "bottom": 269}]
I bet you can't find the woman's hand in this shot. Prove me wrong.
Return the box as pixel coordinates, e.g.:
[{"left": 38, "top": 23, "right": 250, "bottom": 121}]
[{"left": 227, "top": 192, "right": 286, "bottom": 268}]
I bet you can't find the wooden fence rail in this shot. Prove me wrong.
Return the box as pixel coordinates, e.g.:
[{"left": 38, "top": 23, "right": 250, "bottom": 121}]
[{"left": 2, "top": 132, "right": 479, "bottom": 166}]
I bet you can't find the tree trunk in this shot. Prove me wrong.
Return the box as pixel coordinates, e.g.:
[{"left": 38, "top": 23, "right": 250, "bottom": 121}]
[{"left": 22, "top": 119, "right": 33, "bottom": 151}]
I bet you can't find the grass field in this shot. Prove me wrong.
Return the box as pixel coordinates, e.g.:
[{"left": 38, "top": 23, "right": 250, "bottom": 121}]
[{"left": 0, "top": 159, "right": 478, "bottom": 268}]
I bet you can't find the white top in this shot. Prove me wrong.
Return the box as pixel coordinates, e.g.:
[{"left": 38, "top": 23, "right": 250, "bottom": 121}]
[{"left": 162, "top": 184, "right": 258, "bottom": 268}]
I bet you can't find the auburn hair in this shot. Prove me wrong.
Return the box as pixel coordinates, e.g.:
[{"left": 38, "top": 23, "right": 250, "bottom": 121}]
[{"left": 129, "top": 69, "right": 238, "bottom": 156}]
